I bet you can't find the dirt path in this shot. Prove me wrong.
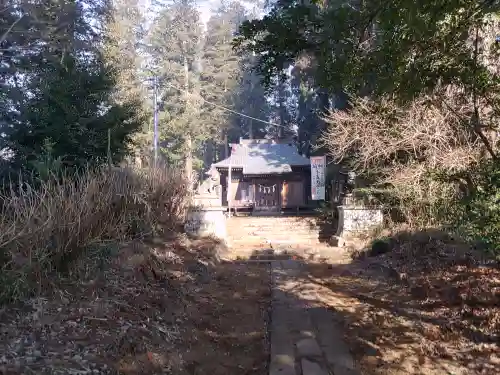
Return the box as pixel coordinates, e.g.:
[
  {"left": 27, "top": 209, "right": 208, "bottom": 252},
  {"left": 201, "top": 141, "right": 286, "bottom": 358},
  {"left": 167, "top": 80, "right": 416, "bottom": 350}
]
[
  {"left": 172, "top": 261, "right": 271, "bottom": 375},
  {"left": 2, "top": 235, "right": 496, "bottom": 375},
  {"left": 269, "top": 260, "right": 359, "bottom": 375}
]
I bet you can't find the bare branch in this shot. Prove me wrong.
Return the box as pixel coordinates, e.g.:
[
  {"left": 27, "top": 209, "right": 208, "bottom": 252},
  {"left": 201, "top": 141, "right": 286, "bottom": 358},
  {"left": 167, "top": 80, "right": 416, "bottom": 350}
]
[
  {"left": 319, "top": 92, "right": 488, "bottom": 202},
  {"left": 0, "top": 14, "right": 24, "bottom": 46}
]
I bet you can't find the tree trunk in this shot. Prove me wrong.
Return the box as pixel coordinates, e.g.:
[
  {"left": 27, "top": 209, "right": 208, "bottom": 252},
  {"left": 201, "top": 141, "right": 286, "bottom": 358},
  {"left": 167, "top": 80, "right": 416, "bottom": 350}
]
[
  {"left": 204, "top": 140, "right": 214, "bottom": 169},
  {"left": 224, "top": 133, "right": 229, "bottom": 159},
  {"left": 184, "top": 53, "right": 193, "bottom": 184},
  {"left": 185, "top": 135, "right": 193, "bottom": 180},
  {"left": 278, "top": 79, "right": 287, "bottom": 138}
]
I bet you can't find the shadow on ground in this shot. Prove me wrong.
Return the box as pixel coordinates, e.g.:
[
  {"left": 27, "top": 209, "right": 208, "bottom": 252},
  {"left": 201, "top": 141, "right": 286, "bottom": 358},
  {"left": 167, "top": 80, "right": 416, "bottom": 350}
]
[
  {"left": 104, "top": 237, "right": 275, "bottom": 375},
  {"left": 0, "top": 236, "right": 272, "bottom": 375},
  {"left": 286, "top": 229, "right": 500, "bottom": 375},
  {"left": 0, "top": 231, "right": 498, "bottom": 375},
  {"left": 248, "top": 248, "right": 307, "bottom": 261}
]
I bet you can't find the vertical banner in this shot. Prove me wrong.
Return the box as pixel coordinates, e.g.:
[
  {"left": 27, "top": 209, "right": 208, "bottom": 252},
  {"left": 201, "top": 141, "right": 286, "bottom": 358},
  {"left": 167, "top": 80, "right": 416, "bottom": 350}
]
[{"left": 311, "top": 156, "right": 326, "bottom": 200}]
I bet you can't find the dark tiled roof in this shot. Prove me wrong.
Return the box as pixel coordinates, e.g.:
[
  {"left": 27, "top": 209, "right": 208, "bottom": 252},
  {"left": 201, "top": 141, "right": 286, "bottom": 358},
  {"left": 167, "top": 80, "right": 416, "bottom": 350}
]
[{"left": 213, "top": 142, "right": 310, "bottom": 175}]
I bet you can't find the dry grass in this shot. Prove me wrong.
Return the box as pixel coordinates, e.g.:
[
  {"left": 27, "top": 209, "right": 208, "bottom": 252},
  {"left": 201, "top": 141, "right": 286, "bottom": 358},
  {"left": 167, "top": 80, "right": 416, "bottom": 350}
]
[
  {"left": 0, "top": 163, "right": 270, "bottom": 375},
  {"left": 300, "top": 229, "right": 500, "bottom": 375},
  {"left": 0, "top": 166, "right": 190, "bottom": 303}
]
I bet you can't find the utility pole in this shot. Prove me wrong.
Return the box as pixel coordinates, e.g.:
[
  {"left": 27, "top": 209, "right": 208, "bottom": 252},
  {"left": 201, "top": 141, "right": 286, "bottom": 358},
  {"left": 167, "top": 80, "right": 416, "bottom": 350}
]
[
  {"left": 249, "top": 50, "right": 256, "bottom": 139},
  {"left": 249, "top": 76, "right": 254, "bottom": 139},
  {"left": 153, "top": 75, "right": 158, "bottom": 169}
]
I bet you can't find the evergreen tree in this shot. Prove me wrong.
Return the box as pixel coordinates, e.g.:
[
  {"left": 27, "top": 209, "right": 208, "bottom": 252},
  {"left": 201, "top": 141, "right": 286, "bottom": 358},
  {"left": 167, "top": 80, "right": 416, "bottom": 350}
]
[
  {"left": 104, "top": 0, "right": 146, "bottom": 107},
  {"left": 148, "top": 0, "right": 205, "bottom": 176},
  {"left": 202, "top": 0, "right": 271, "bottom": 155},
  {"left": 1, "top": 1, "right": 143, "bottom": 174},
  {"left": 290, "top": 63, "right": 317, "bottom": 155},
  {"left": 7, "top": 54, "right": 142, "bottom": 170},
  {"left": 201, "top": 0, "right": 247, "bottom": 163},
  {"left": 103, "top": 0, "right": 151, "bottom": 166},
  {"left": 267, "top": 74, "right": 294, "bottom": 139},
  {"left": 233, "top": 51, "right": 271, "bottom": 140}
]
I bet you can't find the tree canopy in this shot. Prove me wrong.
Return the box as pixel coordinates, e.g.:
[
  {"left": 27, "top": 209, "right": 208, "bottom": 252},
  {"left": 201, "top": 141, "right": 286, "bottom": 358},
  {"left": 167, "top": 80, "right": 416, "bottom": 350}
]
[
  {"left": 1, "top": 0, "right": 144, "bottom": 176},
  {"left": 237, "top": 1, "right": 500, "bottom": 99}
]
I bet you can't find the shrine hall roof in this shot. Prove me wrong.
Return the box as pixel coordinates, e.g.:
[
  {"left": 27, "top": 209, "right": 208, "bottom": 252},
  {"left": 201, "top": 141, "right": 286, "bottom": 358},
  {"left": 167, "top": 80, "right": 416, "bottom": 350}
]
[{"left": 212, "top": 140, "right": 310, "bottom": 175}]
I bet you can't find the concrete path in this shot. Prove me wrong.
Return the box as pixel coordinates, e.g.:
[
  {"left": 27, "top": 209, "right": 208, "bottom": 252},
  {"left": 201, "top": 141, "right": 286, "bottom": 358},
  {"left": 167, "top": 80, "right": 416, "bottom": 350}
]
[{"left": 270, "top": 260, "right": 360, "bottom": 375}]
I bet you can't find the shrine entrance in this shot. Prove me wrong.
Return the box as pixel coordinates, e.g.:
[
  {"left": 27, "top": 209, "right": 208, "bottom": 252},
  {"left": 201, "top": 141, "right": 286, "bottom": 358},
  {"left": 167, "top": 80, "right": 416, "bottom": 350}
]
[{"left": 254, "top": 178, "right": 280, "bottom": 212}]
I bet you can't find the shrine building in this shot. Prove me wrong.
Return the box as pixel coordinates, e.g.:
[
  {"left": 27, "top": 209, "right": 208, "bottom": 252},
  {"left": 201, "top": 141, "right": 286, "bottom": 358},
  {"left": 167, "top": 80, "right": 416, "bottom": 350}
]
[{"left": 212, "top": 138, "right": 313, "bottom": 214}]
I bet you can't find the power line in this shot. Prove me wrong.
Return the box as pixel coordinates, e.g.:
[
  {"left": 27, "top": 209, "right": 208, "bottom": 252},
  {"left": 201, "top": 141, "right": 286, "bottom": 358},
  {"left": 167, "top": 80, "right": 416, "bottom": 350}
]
[{"left": 161, "top": 80, "right": 287, "bottom": 128}]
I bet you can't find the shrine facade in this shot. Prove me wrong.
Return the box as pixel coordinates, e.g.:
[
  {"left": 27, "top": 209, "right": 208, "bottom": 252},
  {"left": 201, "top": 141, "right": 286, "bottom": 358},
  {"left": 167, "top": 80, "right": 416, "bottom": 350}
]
[{"left": 212, "top": 138, "right": 312, "bottom": 213}]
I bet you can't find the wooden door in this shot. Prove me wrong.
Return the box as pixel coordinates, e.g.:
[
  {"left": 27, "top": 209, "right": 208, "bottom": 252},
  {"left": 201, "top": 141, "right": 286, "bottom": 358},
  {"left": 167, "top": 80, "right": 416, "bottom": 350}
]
[
  {"left": 281, "top": 181, "right": 304, "bottom": 208},
  {"left": 281, "top": 181, "right": 289, "bottom": 207},
  {"left": 254, "top": 179, "right": 280, "bottom": 210}
]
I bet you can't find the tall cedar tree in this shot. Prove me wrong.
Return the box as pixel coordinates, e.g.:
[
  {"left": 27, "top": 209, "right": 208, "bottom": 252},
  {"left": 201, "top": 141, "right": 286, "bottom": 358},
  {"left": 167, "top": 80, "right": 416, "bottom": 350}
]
[
  {"left": 202, "top": 0, "right": 271, "bottom": 162},
  {"left": 104, "top": 0, "right": 151, "bottom": 165},
  {"left": 148, "top": 0, "right": 204, "bottom": 174},
  {"left": 201, "top": 1, "right": 269, "bottom": 163},
  {"left": 1, "top": 0, "right": 143, "bottom": 174}
]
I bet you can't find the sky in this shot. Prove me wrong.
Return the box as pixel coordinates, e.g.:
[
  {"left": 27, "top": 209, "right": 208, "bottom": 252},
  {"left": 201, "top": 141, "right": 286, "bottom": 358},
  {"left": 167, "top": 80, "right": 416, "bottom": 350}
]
[
  {"left": 199, "top": 0, "right": 217, "bottom": 24},
  {"left": 140, "top": 0, "right": 261, "bottom": 27},
  {"left": 141, "top": 0, "right": 222, "bottom": 26}
]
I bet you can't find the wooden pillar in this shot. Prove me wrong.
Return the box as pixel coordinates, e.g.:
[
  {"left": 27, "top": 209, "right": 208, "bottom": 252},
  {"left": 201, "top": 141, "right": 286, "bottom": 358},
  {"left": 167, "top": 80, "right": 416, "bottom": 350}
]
[
  {"left": 252, "top": 179, "right": 256, "bottom": 212},
  {"left": 278, "top": 180, "right": 282, "bottom": 211}
]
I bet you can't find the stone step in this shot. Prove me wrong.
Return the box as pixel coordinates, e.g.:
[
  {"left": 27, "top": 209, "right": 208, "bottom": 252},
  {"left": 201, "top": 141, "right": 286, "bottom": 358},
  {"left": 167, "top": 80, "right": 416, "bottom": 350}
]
[
  {"left": 227, "top": 232, "right": 335, "bottom": 238},
  {"left": 228, "top": 230, "right": 328, "bottom": 236},
  {"left": 226, "top": 217, "right": 337, "bottom": 248},
  {"left": 228, "top": 229, "right": 330, "bottom": 234},
  {"left": 227, "top": 219, "right": 329, "bottom": 224},
  {"left": 229, "top": 239, "right": 325, "bottom": 245},
  {"left": 228, "top": 231, "right": 332, "bottom": 235},
  {"left": 227, "top": 220, "right": 322, "bottom": 224},
  {"left": 229, "top": 239, "right": 326, "bottom": 245},
  {"left": 227, "top": 227, "right": 336, "bottom": 232},
  {"left": 227, "top": 226, "right": 329, "bottom": 232},
  {"left": 228, "top": 232, "right": 331, "bottom": 238},
  {"left": 227, "top": 221, "right": 323, "bottom": 226},
  {"left": 227, "top": 248, "right": 333, "bottom": 256},
  {"left": 229, "top": 222, "right": 322, "bottom": 225},
  {"left": 228, "top": 229, "right": 330, "bottom": 235},
  {"left": 227, "top": 224, "right": 332, "bottom": 228},
  {"left": 227, "top": 217, "right": 323, "bottom": 223}
]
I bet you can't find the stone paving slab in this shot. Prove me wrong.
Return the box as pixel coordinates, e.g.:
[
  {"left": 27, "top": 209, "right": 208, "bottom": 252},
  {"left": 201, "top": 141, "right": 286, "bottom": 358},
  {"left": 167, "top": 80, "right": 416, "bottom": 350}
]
[
  {"left": 269, "top": 261, "right": 360, "bottom": 375},
  {"left": 301, "top": 358, "right": 329, "bottom": 375}
]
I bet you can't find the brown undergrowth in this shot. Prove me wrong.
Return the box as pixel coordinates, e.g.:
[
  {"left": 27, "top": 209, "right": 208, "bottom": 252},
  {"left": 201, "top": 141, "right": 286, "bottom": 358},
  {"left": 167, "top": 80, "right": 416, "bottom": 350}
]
[
  {"left": 0, "top": 166, "right": 190, "bottom": 304},
  {"left": 0, "top": 235, "right": 271, "bottom": 375},
  {"left": 301, "top": 229, "right": 500, "bottom": 375}
]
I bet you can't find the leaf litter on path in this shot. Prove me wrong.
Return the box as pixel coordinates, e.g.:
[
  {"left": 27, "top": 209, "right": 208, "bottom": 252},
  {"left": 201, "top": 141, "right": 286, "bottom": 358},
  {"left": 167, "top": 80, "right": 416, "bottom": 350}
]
[
  {"left": 301, "top": 235, "right": 500, "bottom": 375},
  {"left": 0, "top": 236, "right": 271, "bottom": 375}
]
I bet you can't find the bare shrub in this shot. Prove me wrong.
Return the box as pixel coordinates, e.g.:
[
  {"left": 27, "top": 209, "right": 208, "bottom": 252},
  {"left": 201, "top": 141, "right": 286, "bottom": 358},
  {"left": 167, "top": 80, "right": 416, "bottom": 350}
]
[
  {"left": 320, "top": 94, "right": 487, "bottom": 225},
  {"left": 322, "top": 95, "right": 481, "bottom": 177},
  {"left": 0, "top": 165, "right": 190, "bottom": 303}
]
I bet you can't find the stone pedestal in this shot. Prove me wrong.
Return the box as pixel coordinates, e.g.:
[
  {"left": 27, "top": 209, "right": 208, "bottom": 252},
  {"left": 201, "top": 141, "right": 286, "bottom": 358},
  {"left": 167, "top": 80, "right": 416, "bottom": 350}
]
[
  {"left": 193, "top": 195, "right": 222, "bottom": 208},
  {"left": 184, "top": 206, "right": 227, "bottom": 241},
  {"left": 333, "top": 206, "right": 383, "bottom": 247}
]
